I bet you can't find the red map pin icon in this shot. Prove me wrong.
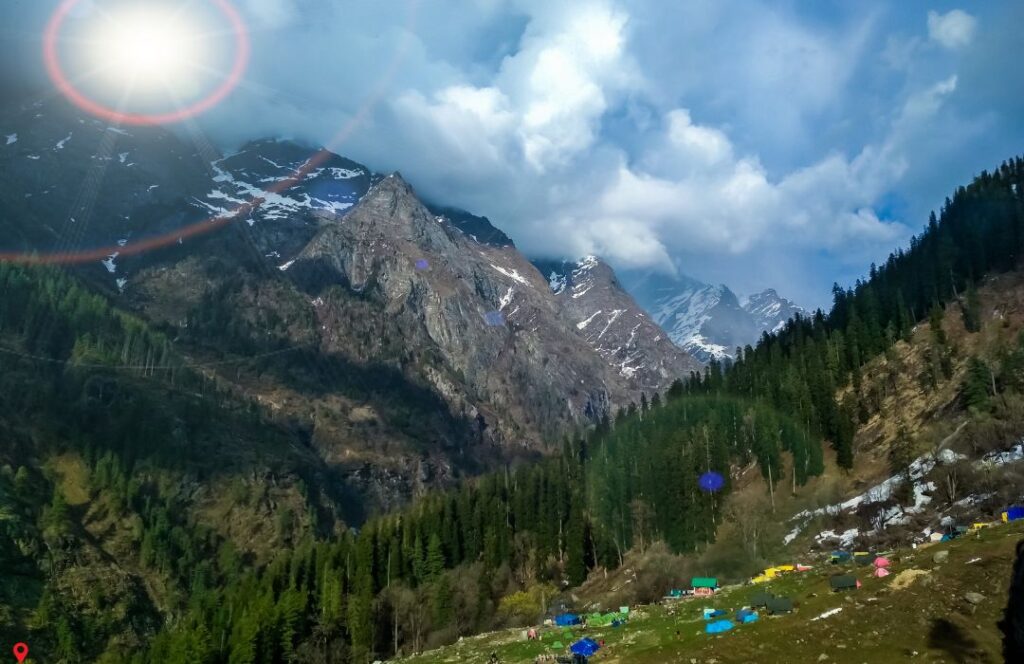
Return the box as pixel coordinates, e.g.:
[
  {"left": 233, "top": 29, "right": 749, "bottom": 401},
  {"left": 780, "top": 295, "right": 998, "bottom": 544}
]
[{"left": 12, "top": 643, "right": 28, "bottom": 663}]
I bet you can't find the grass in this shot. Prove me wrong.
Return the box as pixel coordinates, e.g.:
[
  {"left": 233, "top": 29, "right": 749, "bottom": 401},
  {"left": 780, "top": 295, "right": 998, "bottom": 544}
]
[
  {"left": 50, "top": 452, "right": 91, "bottom": 506},
  {"left": 399, "top": 522, "right": 1023, "bottom": 663}
]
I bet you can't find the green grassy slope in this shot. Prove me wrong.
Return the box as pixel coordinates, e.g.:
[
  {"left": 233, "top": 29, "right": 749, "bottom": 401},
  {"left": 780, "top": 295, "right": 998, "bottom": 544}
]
[{"left": 401, "top": 521, "right": 1022, "bottom": 663}]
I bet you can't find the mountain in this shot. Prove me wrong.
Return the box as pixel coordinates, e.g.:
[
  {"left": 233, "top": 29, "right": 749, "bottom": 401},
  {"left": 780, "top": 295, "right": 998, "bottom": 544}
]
[
  {"left": 620, "top": 269, "right": 804, "bottom": 362},
  {"left": 424, "top": 203, "right": 515, "bottom": 248},
  {"left": 743, "top": 288, "right": 805, "bottom": 335},
  {"left": 533, "top": 256, "right": 702, "bottom": 395},
  {"left": 0, "top": 100, "right": 676, "bottom": 509}
]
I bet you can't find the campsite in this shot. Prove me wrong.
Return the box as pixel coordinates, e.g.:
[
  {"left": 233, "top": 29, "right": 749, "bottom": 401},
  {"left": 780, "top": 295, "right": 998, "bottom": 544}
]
[{"left": 397, "top": 520, "right": 1023, "bottom": 663}]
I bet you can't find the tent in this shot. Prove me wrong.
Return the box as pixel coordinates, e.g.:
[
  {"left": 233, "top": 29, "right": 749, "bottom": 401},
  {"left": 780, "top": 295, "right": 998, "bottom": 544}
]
[
  {"left": 703, "top": 608, "right": 727, "bottom": 620},
  {"left": 667, "top": 589, "right": 683, "bottom": 598},
  {"left": 853, "top": 552, "right": 873, "bottom": 566},
  {"left": 706, "top": 620, "right": 734, "bottom": 634},
  {"left": 737, "top": 609, "right": 759, "bottom": 624},
  {"left": 570, "top": 638, "right": 600, "bottom": 657},
  {"left": 550, "top": 641, "right": 564, "bottom": 650},
  {"left": 873, "top": 556, "right": 891, "bottom": 568},
  {"left": 929, "top": 532, "right": 944, "bottom": 543},
  {"left": 830, "top": 575, "right": 858, "bottom": 591},
  {"left": 830, "top": 551, "right": 852, "bottom": 564},
  {"left": 555, "top": 614, "right": 581, "bottom": 627},
  {"left": 1003, "top": 506, "right": 1024, "bottom": 522},
  {"left": 766, "top": 597, "right": 793, "bottom": 614},
  {"left": 750, "top": 591, "right": 774, "bottom": 608},
  {"left": 873, "top": 567, "right": 891, "bottom": 578},
  {"left": 587, "top": 612, "right": 620, "bottom": 627}
]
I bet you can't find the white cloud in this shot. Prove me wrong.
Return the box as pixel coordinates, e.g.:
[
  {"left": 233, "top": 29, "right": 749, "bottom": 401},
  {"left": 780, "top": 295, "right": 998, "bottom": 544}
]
[
  {"left": 332, "top": 1, "right": 964, "bottom": 306},
  {"left": 927, "top": 9, "right": 977, "bottom": 50},
  {"left": 20, "top": 0, "right": 976, "bottom": 307}
]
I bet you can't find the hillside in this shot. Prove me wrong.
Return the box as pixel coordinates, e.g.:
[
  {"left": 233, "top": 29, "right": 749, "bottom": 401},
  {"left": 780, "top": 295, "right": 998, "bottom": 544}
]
[{"left": 400, "top": 520, "right": 1023, "bottom": 664}]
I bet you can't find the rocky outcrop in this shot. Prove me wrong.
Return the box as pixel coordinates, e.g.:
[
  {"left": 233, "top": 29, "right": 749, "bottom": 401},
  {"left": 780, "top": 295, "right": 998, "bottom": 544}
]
[{"left": 293, "top": 174, "right": 624, "bottom": 445}]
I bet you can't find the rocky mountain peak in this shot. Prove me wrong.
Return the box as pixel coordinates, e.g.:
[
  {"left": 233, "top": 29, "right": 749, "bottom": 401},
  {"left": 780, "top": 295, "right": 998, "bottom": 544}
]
[
  {"left": 535, "top": 256, "right": 702, "bottom": 393},
  {"left": 743, "top": 288, "right": 805, "bottom": 334}
]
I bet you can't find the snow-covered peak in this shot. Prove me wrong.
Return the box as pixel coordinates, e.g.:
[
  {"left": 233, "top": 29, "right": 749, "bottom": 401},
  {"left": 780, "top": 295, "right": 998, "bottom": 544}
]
[
  {"left": 619, "top": 269, "right": 802, "bottom": 363},
  {"left": 743, "top": 288, "right": 804, "bottom": 334}
]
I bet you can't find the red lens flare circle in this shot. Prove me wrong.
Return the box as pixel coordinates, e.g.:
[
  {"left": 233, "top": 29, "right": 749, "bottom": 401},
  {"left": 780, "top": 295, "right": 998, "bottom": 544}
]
[{"left": 43, "top": 0, "right": 250, "bottom": 126}]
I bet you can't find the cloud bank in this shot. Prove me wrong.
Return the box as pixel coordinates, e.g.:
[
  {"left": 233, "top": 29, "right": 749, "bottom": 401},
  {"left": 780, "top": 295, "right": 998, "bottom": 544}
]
[{"left": 3, "top": 0, "right": 1022, "bottom": 307}]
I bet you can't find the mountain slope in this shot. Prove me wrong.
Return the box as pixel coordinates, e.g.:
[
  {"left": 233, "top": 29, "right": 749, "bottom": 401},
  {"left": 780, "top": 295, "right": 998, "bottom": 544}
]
[
  {"left": 534, "top": 256, "right": 702, "bottom": 394},
  {"left": 1, "top": 99, "right": 670, "bottom": 507},
  {"left": 290, "top": 174, "right": 624, "bottom": 440}
]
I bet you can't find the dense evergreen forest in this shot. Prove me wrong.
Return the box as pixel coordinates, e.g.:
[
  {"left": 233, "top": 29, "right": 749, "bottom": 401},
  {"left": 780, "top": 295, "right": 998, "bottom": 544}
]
[
  {"left": 1, "top": 156, "right": 1022, "bottom": 662},
  {"left": 681, "top": 157, "right": 1024, "bottom": 470}
]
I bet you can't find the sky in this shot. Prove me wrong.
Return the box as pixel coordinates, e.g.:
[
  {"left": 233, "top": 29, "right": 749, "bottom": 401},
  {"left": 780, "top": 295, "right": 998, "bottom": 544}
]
[{"left": 2, "top": 0, "right": 1023, "bottom": 308}]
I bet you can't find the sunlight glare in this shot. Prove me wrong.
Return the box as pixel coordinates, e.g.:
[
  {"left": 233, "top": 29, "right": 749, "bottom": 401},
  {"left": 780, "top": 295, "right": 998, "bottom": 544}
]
[{"left": 87, "top": 6, "right": 205, "bottom": 91}]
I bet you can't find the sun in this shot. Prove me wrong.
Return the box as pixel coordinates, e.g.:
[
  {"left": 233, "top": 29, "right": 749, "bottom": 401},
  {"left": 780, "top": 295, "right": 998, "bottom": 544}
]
[{"left": 86, "top": 6, "right": 207, "bottom": 92}]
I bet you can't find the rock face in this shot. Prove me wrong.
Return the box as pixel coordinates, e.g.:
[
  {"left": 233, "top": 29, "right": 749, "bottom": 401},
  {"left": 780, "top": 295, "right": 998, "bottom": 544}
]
[
  {"left": 293, "top": 175, "right": 624, "bottom": 443},
  {"left": 534, "top": 256, "right": 702, "bottom": 394},
  {"left": 620, "top": 269, "right": 805, "bottom": 362}
]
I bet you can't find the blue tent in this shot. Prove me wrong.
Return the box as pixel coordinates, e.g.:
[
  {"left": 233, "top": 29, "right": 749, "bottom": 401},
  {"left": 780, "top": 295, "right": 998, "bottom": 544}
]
[
  {"left": 706, "top": 619, "right": 734, "bottom": 634},
  {"left": 737, "top": 609, "right": 759, "bottom": 624},
  {"left": 1008, "top": 506, "right": 1024, "bottom": 521},
  {"left": 570, "top": 638, "right": 600, "bottom": 657},
  {"left": 555, "top": 614, "right": 581, "bottom": 627}
]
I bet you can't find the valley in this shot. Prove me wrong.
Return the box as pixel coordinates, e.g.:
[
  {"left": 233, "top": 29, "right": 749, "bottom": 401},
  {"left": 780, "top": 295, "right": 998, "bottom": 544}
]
[{"left": 1, "top": 99, "right": 1023, "bottom": 664}]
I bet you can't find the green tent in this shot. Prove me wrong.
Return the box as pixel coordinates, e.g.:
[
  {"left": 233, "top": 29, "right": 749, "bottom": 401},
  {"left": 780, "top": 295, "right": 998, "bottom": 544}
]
[
  {"left": 766, "top": 597, "right": 793, "bottom": 614},
  {"left": 691, "top": 577, "right": 718, "bottom": 588},
  {"left": 830, "top": 575, "right": 858, "bottom": 591},
  {"left": 750, "top": 591, "right": 773, "bottom": 608},
  {"left": 550, "top": 641, "right": 564, "bottom": 650}
]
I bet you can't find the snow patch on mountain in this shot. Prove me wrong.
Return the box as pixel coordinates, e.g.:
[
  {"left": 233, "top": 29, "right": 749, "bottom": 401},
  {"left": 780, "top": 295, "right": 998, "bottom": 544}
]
[
  {"left": 499, "top": 287, "right": 516, "bottom": 311},
  {"left": 781, "top": 444, "right": 1022, "bottom": 547},
  {"left": 490, "top": 264, "right": 529, "bottom": 285},
  {"left": 207, "top": 159, "right": 355, "bottom": 221},
  {"left": 101, "top": 252, "right": 119, "bottom": 274},
  {"left": 577, "top": 310, "right": 602, "bottom": 330},
  {"left": 549, "top": 271, "right": 566, "bottom": 294}
]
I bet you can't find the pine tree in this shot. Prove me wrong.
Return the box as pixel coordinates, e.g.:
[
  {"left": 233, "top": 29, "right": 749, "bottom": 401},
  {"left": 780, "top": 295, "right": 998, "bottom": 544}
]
[
  {"left": 964, "top": 357, "right": 993, "bottom": 412},
  {"left": 962, "top": 283, "right": 982, "bottom": 333},
  {"left": 425, "top": 533, "right": 445, "bottom": 580}
]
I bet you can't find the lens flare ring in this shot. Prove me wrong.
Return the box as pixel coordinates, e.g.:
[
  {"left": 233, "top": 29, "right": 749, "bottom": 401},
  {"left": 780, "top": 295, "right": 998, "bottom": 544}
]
[
  {"left": 43, "top": 0, "right": 250, "bottom": 126},
  {"left": 2, "top": 1, "right": 419, "bottom": 268}
]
